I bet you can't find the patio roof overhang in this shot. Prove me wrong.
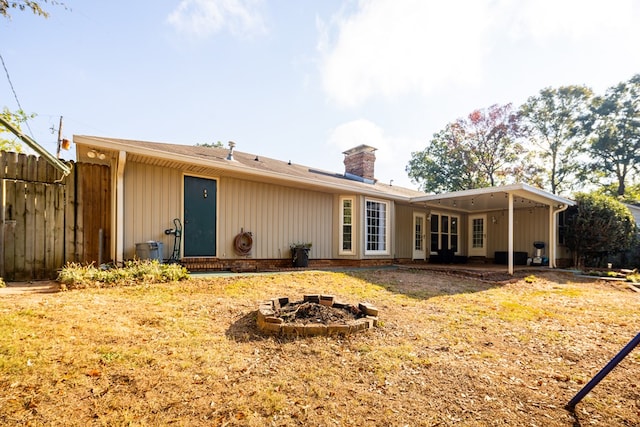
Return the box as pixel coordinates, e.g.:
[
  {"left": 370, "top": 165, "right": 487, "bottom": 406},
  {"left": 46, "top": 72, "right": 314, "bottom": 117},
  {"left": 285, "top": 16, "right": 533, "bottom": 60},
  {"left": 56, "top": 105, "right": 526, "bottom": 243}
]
[
  {"left": 409, "top": 183, "right": 574, "bottom": 212},
  {"left": 409, "top": 184, "right": 575, "bottom": 275}
]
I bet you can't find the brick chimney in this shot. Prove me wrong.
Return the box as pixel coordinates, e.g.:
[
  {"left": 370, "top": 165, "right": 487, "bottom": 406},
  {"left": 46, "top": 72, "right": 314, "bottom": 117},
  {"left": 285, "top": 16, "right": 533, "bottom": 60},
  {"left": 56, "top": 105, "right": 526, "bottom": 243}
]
[{"left": 343, "top": 145, "right": 377, "bottom": 182}]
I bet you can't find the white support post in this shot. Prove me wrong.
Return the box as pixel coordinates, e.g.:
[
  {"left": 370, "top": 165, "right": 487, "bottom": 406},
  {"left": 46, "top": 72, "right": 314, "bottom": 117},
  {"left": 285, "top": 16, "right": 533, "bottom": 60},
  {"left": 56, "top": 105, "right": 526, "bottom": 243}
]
[
  {"left": 508, "top": 193, "right": 514, "bottom": 275},
  {"left": 116, "top": 151, "right": 126, "bottom": 265},
  {"left": 549, "top": 206, "right": 555, "bottom": 268}
]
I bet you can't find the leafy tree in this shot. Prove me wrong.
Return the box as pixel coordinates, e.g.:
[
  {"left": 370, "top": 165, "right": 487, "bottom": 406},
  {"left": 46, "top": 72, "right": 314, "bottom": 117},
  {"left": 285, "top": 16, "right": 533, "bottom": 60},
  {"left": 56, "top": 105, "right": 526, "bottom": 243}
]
[
  {"left": 597, "top": 182, "right": 640, "bottom": 204},
  {"left": 564, "top": 192, "right": 636, "bottom": 268},
  {"left": 584, "top": 74, "right": 640, "bottom": 196},
  {"left": 520, "top": 85, "right": 593, "bottom": 195},
  {"left": 407, "top": 104, "right": 529, "bottom": 192},
  {"left": 0, "top": 0, "right": 65, "bottom": 18},
  {"left": 0, "top": 107, "right": 35, "bottom": 152},
  {"left": 407, "top": 123, "right": 486, "bottom": 192}
]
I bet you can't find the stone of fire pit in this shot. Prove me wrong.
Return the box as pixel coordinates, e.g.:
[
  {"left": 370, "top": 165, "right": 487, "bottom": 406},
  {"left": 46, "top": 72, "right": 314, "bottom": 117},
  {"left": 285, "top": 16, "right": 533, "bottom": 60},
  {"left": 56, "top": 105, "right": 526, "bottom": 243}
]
[{"left": 257, "top": 294, "right": 379, "bottom": 336}]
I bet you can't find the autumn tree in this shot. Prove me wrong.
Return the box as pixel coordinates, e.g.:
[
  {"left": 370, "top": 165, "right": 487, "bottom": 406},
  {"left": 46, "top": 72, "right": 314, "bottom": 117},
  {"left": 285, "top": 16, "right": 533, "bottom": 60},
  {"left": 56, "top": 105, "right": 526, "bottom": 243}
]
[
  {"left": 520, "top": 86, "right": 593, "bottom": 195},
  {"left": 465, "top": 104, "right": 530, "bottom": 186},
  {"left": 407, "top": 104, "right": 529, "bottom": 192},
  {"left": 583, "top": 74, "right": 640, "bottom": 196}
]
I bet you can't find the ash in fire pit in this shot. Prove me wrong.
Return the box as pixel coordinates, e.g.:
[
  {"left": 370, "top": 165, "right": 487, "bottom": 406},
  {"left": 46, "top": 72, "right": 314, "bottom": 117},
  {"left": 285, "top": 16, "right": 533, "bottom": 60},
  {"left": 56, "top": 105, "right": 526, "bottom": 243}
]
[{"left": 257, "top": 294, "right": 379, "bottom": 336}]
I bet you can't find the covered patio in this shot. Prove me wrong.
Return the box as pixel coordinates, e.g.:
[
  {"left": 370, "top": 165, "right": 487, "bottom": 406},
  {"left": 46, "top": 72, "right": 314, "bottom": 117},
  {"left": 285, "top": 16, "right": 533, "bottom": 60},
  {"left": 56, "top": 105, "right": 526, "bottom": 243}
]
[{"left": 409, "top": 183, "right": 575, "bottom": 275}]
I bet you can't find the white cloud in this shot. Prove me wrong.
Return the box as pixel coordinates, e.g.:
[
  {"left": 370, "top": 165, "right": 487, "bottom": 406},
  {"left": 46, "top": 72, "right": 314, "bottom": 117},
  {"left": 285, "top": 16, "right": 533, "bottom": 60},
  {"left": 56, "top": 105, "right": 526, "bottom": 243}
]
[
  {"left": 504, "top": 0, "right": 635, "bottom": 41},
  {"left": 318, "top": 0, "right": 639, "bottom": 108},
  {"left": 328, "top": 119, "right": 385, "bottom": 151},
  {"left": 167, "top": 0, "right": 267, "bottom": 39},
  {"left": 318, "top": 0, "right": 491, "bottom": 107}
]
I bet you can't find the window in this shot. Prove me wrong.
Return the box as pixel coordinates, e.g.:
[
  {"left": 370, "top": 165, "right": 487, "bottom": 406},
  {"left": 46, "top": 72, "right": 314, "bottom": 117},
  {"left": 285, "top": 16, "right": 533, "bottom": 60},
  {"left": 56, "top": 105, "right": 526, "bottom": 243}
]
[
  {"left": 471, "top": 217, "right": 483, "bottom": 248},
  {"left": 340, "top": 197, "right": 355, "bottom": 254},
  {"left": 430, "top": 212, "right": 459, "bottom": 254},
  {"left": 365, "top": 199, "right": 389, "bottom": 254},
  {"left": 414, "top": 215, "right": 424, "bottom": 251},
  {"left": 558, "top": 211, "right": 567, "bottom": 245}
]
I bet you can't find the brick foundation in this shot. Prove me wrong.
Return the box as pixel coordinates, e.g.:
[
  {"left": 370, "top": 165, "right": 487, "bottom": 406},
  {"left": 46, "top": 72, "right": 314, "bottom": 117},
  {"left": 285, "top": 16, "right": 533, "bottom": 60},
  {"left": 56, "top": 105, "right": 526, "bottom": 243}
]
[{"left": 180, "top": 257, "right": 398, "bottom": 272}]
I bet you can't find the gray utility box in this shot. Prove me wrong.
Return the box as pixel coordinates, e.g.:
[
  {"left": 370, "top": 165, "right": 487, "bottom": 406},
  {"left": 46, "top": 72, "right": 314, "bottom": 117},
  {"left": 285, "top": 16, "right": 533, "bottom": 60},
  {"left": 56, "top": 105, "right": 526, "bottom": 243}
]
[{"left": 135, "top": 241, "right": 164, "bottom": 262}]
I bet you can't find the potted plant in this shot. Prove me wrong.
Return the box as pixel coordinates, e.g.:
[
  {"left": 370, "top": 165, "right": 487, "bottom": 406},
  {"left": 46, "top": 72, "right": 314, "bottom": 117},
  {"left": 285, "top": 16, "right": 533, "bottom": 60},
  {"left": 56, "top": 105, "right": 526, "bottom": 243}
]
[{"left": 290, "top": 242, "right": 312, "bottom": 267}]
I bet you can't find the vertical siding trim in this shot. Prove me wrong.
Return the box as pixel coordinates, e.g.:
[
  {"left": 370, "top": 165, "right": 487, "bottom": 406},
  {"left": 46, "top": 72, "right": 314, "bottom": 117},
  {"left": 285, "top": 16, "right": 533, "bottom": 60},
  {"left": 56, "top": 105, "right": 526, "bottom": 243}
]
[{"left": 219, "top": 177, "right": 333, "bottom": 260}]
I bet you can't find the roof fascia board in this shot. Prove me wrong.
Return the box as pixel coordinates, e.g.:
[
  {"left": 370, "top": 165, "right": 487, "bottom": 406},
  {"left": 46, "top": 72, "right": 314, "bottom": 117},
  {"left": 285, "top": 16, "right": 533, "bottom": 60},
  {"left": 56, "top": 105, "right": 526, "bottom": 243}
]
[
  {"left": 410, "top": 183, "right": 574, "bottom": 207},
  {"left": 510, "top": 184, "right": 575, "bottom": 207},
  {"left": 74, "top": 135, "right": 412, "bottom": 202}
]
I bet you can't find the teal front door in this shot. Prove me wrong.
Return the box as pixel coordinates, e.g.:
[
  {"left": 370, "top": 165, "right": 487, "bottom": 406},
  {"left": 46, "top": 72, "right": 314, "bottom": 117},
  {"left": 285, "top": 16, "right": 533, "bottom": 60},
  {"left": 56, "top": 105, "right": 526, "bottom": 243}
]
[{"left": 184, "top": 176, "right": 217, "bottom": 257}]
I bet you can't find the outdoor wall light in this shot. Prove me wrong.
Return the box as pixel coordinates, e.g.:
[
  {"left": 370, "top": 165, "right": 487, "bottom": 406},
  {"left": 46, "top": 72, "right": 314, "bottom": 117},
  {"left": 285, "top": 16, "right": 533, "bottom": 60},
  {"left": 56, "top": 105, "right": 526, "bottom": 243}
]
[
  {"left": 86, "top": 149, "right": 106, "bottom": 160},
  {"left": 492, "top": 215, "right": 497, "bottom": 224}
]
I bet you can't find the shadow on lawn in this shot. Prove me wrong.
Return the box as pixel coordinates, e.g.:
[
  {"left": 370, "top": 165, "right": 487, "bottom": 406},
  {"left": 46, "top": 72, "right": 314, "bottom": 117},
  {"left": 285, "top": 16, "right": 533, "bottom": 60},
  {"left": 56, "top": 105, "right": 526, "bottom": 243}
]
[
  {"left": 225, "top": 310, "right": 271, "bottom": 343},
  {"left": 342, "top": 268, "right": 528, "bottom": 301}
]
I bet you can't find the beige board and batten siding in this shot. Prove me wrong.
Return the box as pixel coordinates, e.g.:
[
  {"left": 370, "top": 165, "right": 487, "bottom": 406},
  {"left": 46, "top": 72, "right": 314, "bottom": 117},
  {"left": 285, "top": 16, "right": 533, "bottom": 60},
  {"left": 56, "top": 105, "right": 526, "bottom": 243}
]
[
  {"left": 218, "top": 177, "right": 333, "bottom": 259},
  {"left": 394, "top": 204, "right": 417, "bottom": 259},
  {"left": 123, "top": 161, "right": 182, "bottom": 260},
  {"left": 123, "top": 162, "right": 333, "bottom": 260},
  {"left": 486, "top": 207, "right": 550, "bottom": 258}
]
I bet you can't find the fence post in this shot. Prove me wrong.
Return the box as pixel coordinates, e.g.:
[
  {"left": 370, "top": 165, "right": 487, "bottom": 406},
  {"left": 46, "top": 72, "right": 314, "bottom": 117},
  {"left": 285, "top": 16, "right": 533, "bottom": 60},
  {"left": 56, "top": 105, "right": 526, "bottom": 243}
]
[{"left": 0, "top": 179, "right": 4, "bottom": 279}]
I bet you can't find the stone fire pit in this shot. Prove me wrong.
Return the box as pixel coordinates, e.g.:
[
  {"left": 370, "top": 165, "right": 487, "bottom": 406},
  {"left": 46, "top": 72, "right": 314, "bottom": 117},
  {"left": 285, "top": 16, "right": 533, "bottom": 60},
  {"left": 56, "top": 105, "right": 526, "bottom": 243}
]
[{"left": 257, "top": 294, "right": 379, "bottom": 336}]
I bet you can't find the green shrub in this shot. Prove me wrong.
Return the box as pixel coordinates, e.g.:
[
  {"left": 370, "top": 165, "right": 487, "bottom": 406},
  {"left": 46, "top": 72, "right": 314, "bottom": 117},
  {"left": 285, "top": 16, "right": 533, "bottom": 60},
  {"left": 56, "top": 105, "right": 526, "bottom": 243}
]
[
  {"left": 0, "top": 277, "right": 5, "bottom": 288},
  {"left": 57, "top": 260, "right": 189, "bottom": 290}
]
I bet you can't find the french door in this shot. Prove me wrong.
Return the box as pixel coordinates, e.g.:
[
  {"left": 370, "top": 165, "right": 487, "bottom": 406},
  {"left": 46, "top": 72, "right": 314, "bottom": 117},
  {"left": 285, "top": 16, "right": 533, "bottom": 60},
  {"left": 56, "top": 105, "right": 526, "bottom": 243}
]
[{"left": 430, "top": 213, "right": 459, "bottom": 254}]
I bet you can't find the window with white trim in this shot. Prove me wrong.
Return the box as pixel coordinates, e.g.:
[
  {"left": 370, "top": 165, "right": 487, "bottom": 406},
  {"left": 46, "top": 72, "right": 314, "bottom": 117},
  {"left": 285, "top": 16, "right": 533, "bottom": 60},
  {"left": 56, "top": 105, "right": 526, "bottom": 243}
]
[
  {"left": 340, "top": 197, "right": 355, "bottom": 254},
  {"left": 365, "top": 199, "right": 389, "bottom": 254}
]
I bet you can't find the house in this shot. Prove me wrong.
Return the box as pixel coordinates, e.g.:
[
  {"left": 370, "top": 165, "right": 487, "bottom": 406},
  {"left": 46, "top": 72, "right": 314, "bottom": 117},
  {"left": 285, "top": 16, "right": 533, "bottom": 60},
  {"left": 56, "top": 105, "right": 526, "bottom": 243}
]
[
  {"left": 625, "top": 204, "right": 640, "bottom": 227},
  {"left": 72, "top": 135, "right": 574, "bottom": 274}
]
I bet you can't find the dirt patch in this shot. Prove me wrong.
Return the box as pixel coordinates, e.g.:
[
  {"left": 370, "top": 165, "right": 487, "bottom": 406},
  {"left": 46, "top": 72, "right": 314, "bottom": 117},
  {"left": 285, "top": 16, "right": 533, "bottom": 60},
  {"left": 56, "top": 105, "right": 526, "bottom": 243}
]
[
  {"left": 0, "top": 281, "right": 59, "bottom": 295},
  {"left": 1, "top": 269, "right": 639, "bottom": 426},
  {"left": 276, "top": 301, "right": 358, "bottom": 324}
]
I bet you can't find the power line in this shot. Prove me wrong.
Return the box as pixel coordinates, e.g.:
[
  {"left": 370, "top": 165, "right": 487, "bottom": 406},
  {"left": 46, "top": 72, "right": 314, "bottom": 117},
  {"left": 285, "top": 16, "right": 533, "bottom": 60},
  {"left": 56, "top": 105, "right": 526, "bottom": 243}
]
[{"left": 0, "top": 51, "right": 35, "bottom": 138}]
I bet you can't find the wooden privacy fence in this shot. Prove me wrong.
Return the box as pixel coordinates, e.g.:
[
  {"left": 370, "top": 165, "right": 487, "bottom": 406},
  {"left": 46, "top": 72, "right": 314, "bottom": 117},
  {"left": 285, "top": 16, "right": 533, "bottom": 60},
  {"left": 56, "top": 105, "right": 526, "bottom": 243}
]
[{"left": 1, "top": 151, "right": 111, "bottom": 281}]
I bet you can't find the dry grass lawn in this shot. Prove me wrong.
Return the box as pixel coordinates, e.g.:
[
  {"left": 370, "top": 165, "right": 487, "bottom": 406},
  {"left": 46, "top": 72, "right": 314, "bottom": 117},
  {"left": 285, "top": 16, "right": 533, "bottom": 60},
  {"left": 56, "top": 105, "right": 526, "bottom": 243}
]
[{"left": 0, "top": 269, "right": 639, "bottom": 426}]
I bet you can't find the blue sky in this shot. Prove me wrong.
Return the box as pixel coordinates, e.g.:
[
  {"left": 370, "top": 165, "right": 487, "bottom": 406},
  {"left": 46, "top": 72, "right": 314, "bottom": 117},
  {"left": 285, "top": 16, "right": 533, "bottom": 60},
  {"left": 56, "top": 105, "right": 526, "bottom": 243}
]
[{"left": 2, "top": 0, "right": 639, "bottom": 189}]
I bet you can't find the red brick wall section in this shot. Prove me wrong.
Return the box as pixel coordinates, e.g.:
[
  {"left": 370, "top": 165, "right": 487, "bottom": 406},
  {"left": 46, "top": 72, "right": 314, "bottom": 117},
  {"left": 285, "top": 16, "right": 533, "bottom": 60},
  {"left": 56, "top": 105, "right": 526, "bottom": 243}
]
[
  {"left": 344, "top": 150, "right": 376, "bottom": 180},
  {"left": 180, "top": 258, "right": 397, "bottom": 272}
]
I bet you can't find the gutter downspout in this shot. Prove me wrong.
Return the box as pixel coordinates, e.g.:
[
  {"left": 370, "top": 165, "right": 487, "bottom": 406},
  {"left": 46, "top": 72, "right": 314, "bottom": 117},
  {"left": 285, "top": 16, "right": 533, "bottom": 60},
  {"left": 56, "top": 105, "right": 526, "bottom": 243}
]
[
  {"left": 550, "top": 204, "right": 569, "bottom": 268},
  {"left": 0, "top": 116, "right": 71, "bottom": 176},
  {"left": 115, "top": 151, "right": 126, "bottom": 265}
]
